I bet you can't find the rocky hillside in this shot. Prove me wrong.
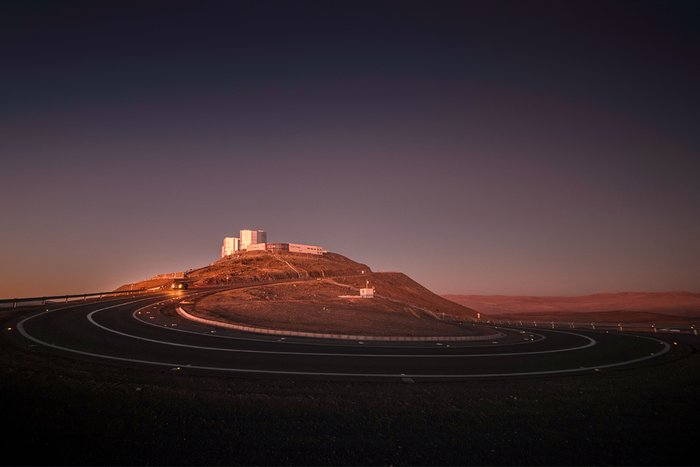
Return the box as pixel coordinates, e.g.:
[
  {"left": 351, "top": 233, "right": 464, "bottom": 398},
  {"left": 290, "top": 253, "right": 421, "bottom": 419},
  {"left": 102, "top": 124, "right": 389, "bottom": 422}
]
[
  {"left": 117, "top": 251, "right": 370, "bottom": 291},
  {"left": 117, "top": 250, "right": 477, "bottom": 321},
  {"left": 190, "top": 251, "right": 371, "bottom": 286}
]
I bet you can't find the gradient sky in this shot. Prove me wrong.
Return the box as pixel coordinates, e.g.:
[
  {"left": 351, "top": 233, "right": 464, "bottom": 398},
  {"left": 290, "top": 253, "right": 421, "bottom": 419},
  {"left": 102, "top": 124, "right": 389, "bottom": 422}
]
[{"left": 1, "top": 0, "right": 699, "bottom": 298}]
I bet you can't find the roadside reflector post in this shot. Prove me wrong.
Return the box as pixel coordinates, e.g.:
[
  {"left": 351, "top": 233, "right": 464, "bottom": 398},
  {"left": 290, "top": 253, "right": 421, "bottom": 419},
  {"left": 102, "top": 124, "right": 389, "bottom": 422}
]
[
  {"left": 519, "top": 320, "right": 523, "bottom": 326},
  {"left": 13, "top": 299, "right": 17, "bottom": 310},
  {"left": 618, "top": 323, "right": 623, "bottom": 332},
  {"left": 570, "top": 322, "right": 574, "bottom": 329},
  {"left": 533, "top": 321, "right": 537, "bottom": 327},
  {"left": 591, "top": 322, "right": 595, "bottom": 329},
  {"left": 551, "top": 321, "right": 555, "bottom": 329},
  {"left": 652, "top": 324, "right": 657, "bottom": 333},
  {"left": 692, "top": 325, "right": 697, "bottom": 336}
]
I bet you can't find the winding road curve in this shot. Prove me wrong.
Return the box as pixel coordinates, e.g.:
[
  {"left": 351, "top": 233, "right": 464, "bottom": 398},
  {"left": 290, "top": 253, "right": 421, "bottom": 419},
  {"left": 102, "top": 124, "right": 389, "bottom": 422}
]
[{"left": 6, "top": 291, "right": 672, "bottom": 380}]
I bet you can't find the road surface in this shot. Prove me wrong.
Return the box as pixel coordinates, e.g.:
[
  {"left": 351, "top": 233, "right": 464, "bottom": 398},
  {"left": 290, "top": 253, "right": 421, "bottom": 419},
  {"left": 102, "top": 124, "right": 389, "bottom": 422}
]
[{"left": 4, "top": 290, "right": 674, "bottom": 380}]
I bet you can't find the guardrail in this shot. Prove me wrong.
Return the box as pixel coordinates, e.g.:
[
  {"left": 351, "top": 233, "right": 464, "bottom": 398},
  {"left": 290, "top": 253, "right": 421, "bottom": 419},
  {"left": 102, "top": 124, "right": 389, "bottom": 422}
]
[
  {"left": 0, "top": 288, "right": 150, "bottom": 310},
  {"left": 479, "top": 318, "right": 698, "bottom": 335},
  {"left": 176, "top": 306, "right": 506, "bottom": 342}
]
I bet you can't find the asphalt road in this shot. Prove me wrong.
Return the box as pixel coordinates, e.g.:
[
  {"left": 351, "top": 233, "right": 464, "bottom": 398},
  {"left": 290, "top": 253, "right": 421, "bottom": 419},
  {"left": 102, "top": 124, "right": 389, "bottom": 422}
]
[{"left": 5, "top": 291, "right": 675, "bottom": 380}]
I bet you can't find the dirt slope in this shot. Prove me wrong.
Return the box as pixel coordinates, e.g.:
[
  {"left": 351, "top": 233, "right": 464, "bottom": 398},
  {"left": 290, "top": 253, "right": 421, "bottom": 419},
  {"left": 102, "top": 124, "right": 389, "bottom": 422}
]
[
  {"left": 335, "top": 272, "right": 473, "bottom": 319},
  {"left": 117, "top": 251, "right": 371, "bottom": 291},
  {"left": 193, "top": 271, "right": 477, "bottom": 336},
  {"left": 117, "top": 250, "right": 478, "bottom": 334}
]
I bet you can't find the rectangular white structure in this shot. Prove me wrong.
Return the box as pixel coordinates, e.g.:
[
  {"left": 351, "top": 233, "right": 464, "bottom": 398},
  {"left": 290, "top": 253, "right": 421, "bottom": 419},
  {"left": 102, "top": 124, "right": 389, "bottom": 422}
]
[
  {"left": 221, "top": 237, "right": 240, "bottom": 257},
  {"left": 288, "top": 243, "right": 327, "bottom": 255},
  {"left": 240, "top": 229, "right": 267, "bottom": 250},
  {"left": 151, "top": 272, "right": 185, "bottom": 280},
  {"left": 246, "top": 242, "right": 267, "bottom": 251},
  {"left": 360, "top": 288, "right": 374, "bottom": 298}
]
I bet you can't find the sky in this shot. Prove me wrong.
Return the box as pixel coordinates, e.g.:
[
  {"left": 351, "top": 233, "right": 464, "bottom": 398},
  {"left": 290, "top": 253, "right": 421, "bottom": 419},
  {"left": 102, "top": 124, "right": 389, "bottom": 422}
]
[{"left": 1, "top": 0, "right": 699, "bottom": 298}]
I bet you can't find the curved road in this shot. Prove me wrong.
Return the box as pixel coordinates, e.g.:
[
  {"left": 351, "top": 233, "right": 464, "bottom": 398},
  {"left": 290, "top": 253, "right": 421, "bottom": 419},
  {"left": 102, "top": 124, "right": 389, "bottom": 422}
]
[{"left": 4, "top": 291, "right": 673, "bottom": 380}]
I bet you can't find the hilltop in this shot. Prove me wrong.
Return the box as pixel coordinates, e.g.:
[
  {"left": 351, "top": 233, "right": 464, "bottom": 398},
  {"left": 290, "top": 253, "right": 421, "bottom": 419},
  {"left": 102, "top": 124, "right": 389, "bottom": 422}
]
[
  {"left": 118, "top": 250, "right": 478, "bottom": 336},
  {"left": 116, "top": 251, "right": 369, "bottom": 291}
]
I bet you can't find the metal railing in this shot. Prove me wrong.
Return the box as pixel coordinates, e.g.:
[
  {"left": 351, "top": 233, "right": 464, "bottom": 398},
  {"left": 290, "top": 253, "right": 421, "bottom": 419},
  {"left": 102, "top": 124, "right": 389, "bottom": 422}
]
[
  {"left": 478, "top": 318, "right": 698, "bottom": 335},
  {"left": 0, "top": 288, "right": 150, "bottom": 310}
]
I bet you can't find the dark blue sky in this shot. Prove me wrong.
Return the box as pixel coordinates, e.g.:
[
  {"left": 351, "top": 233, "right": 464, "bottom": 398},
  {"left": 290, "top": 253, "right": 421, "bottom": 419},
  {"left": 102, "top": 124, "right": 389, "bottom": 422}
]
[{"left": 1, "top": 1, "right": 699, "bottom": 297}]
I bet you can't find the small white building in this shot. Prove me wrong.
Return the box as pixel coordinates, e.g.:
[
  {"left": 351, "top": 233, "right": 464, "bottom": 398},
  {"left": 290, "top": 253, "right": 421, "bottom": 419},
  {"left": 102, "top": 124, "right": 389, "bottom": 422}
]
[
  {"left": 360, "top": 288, "right": 374, "bottom": 298},
  {"left": 221, "top": 237, "right": 240, "bottom": 257}
]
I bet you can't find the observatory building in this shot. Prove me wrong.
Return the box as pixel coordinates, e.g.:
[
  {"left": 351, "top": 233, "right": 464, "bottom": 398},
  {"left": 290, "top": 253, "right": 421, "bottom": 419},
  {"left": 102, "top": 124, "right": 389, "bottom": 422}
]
[{"left": 220, "top": 228, "right": 326, "bottom": 257}]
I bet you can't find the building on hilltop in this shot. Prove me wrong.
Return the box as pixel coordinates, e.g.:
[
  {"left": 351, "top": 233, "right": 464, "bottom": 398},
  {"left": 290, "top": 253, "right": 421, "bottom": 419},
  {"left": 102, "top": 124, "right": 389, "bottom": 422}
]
[
  {"left": 221, "top": 237, "right": 240, "bottom": 257},
  {"left": 220, "top": 228, "right": 326, "bottom": 257},
  {"left": 150, "top": 271, "right": 185, "bottom": 280},
  {"left": 246, "top": 242, "right": 267, "bottom": 251},
  {"left": 289, "top": 243, "right": 327, "bottom": 255},
  {"left": 266, "top": 243, "right": 289, "bottom": 253},
  {"left": 263, "top": 243, "right": 327, "bottom": 255},
  {"left": 240, "top": 229, "right": 267, "bottom": 250},
  {"left": 236, "top": 241, "right": 328, "bottom": 255}
]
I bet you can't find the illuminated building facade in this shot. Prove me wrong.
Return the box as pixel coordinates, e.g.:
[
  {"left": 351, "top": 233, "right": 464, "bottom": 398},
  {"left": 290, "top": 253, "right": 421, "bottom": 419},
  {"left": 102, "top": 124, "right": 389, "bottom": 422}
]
[{"left": 240, "top": 229, "right": 267, "bottom": 250}]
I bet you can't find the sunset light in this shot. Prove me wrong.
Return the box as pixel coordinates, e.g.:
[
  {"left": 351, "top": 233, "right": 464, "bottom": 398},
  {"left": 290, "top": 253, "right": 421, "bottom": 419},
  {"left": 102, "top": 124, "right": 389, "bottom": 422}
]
[{"left": 1, "top": 1, "right": 698, "bottom": 466}]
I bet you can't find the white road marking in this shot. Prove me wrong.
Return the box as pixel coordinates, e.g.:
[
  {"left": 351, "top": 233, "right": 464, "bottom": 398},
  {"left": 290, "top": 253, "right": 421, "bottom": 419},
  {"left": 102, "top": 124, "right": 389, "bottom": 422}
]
[
  {"left": 83, "top": 303, "right": 597, "bottom": 358},
  {"left": 132, "top": 303, "right": 548, "bottom": 349},
  {"left": 13, "top": 294, "right": 672, "bottom": 378}
]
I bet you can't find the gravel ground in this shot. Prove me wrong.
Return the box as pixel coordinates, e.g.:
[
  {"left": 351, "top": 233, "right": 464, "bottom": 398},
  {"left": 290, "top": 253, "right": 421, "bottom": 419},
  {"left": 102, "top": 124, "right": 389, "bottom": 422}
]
[
  {"left": 1, "top": 309, "right": 698, "bottom": 466},
  {"left": 193, "top": 281, "right": 481, "bottom": 337}
]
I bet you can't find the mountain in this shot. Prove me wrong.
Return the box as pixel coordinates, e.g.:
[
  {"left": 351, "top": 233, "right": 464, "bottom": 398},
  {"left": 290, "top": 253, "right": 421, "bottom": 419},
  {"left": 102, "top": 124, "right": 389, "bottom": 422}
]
[
  {"left": 117, "top": 250, "right": 478, "bottom": 335},
  {"left": 443, "top": 292, "right": 700, "bottom": 324}
]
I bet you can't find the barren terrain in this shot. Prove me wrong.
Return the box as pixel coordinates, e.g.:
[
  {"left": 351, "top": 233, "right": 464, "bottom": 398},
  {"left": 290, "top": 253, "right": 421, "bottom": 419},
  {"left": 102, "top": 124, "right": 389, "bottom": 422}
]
[
  {"left": 445, "top": 292, "right": 700, "bottom": 324},
  {"left": 1, "top": 304, "right": 698, "bottom": 465},
  {"left": 194, "top": 278, "right": 476, "bottom": 336},
  {"left": 121, "top": 251, "right": 477, "bottom": 336},
  {"left": 118, "top": 251, "right": 375, "bottom": 291}
]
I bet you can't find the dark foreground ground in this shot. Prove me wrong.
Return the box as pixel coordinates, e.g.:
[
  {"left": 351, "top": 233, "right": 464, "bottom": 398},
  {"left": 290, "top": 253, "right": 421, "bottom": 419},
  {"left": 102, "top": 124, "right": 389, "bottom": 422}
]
[{"left": 1, "top": 312, "right": 698, "bottom": 465}]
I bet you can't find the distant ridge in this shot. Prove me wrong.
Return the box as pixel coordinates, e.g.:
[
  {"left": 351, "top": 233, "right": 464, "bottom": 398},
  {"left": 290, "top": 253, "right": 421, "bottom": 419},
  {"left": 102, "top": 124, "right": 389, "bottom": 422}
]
[{"left": 443, "top": 292, "right": 700, "bottom": 316}]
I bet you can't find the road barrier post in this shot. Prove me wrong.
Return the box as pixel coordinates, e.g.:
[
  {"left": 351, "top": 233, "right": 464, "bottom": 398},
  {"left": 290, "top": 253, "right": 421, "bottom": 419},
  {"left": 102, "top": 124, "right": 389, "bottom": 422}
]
[
  {"left": 591, "top": 322, "right": 595, "bottom": 330},
  {"left": 692, "top": 325, "right": 697, "bottom": 336},
  {"left": 533, "top": 321, "right": 537, "bottom": 327},
  {"left": 551, "top": 321, "right": 555, "bottom": 329},
  {"left": 652, "top": 324, "right": 657, "bottom": 333},
  {"left": 618, "top": 323, "right": 623, "bottom": 332}
]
